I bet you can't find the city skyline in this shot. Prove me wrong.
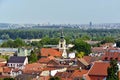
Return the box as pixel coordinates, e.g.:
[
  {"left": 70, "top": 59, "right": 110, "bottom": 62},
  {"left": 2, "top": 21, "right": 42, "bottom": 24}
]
[{"left": 0, "top": 0, "right": 120, "bottom": 24}]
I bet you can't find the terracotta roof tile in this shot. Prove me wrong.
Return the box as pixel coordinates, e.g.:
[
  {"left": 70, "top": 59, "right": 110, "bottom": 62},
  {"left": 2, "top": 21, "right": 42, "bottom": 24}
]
[
  {"left": 3, "top": 67, "right": 12, "bottom": 73},
  {"left": 23, "top": 63, "right": 44, "bottom": 73},
  {"left": 102, "top": 51, "right": 120, "bottom": 61},
  {"left": 41, "top": 48, "right": 62, "bottom": 57},
  {"left": 83, "top": 56, "right": 100, "bottom": 64},
  {"left": 0, "top": 63, "right": 6, "bottom": 67},
  {"left": 55, "top": 72, "right": 72, "bottom": 78},
  {"left": 88, "top": 62, "right": 109, "bottom": 76},
  {"left": 78, "top": 58, "right": 89, "bottom": 66},
  {"left": 37, "top": 58, "right": 50, "bottom": 64},
  {"left": 70, "top": 70, "right": 88, "bottom": 78}
]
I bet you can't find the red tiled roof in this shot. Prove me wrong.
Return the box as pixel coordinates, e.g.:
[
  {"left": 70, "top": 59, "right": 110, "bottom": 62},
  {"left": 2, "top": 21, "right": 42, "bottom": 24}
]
[
  {"left": 83, "top": 74, "right": 91, "bottom": 80},
  {"left": 3, "top": 67, "right": 12, "bottom": 73},
  {"left": 70, "top": 70, "right": 88, "bottom": 78},
  {"left": 78, "top": 58, "right": 89, "bottom": 66},
  {"left": 23, "top": 63, "right": 44, "bottom": 73},
  {"left": 83, "top": 56, "right": 100, "bottom": 64},
  {"left": 47, "top": 59, "right": 60, "bottom": 66},
  {"left": 38, "top": 56, "right": 55, "bottom": 64},
  {"left": 0, "top": 63, "right": 6, "bottom": 67},
  {"left": 38, "top": 58, "right": 50, "bottom": 64},
  {"left": 41, "top": 48, "right": 62, "bottom": 57},
  {"left": 88, "top": 62, "right": 109, "bottom": 76},
  {"left": 102, "top": 52, "right": 120, "bottom": 61},
  {"left": 42, "top": 67, "right": 57, "bottom": 71},
  {"left": 55, "top": 72, "right": 73, "bottom": 78}
]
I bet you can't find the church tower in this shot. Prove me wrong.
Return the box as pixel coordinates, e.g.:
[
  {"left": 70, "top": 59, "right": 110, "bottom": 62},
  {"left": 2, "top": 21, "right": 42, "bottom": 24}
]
[{"left": 59, "top": 28, "right": 67, "bottom": 58}]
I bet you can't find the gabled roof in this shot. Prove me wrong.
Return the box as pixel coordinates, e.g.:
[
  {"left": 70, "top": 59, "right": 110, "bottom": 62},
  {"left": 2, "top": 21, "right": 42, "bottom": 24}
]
[
  {"left": 55, "top": 72, "right": 72, "bottom": 78},
  {"left": 41, "top": 48, "right": 62, "bottom": 57},
  {"left": 102, "top": 51, "right": 120, "bottom": 61},
  {"left": 3, "top": 67, "right": 12, "bottom": 73},
  {"left": 38, "top": 56, "right": 55, "bottom": 64},
  {"left": 88, "top": 62, "right": 109, "bottom": 76},
  {"left": 70, "top": 70, "right": 88, "bottom": 79},
  {"left": 83, "top": 56, "right": 101, "bottom": 64},
  {"left": 47, "top": 59, "right": 60, "bottom": 66},
  {"left": 8, "top": 56, "right": 26, "bottom": 63},
  {"left": 78, "top": 58, "right": 89, "bottom": 66},
  {"left": 23, "top": 63, "right": 44, "bottom": 74},
  {"left": 38, "top": 58, "right": 50, "bottom": 64}
]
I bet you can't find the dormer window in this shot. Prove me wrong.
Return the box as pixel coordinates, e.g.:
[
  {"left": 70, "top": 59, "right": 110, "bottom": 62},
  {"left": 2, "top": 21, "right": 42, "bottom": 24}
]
[
  {"left": 115, "top": 58, "right": 118, "bottom": 61},
  {"left": 110, "top": 57, "right": 113, "bottom": 60},
  {"left": 104, "top": 57, "right": 108, "bottom": 60}
]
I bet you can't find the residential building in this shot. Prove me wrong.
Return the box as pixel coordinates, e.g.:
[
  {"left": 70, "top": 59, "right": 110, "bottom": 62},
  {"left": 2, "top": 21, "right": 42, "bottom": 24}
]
[{"left": 7, "top": 56, "right": 28, "bottom": 69}]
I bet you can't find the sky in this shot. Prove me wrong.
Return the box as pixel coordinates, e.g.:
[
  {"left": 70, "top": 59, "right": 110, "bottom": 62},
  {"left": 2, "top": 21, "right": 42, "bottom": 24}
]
[{"left": 0, "top": 0, "right": 120, "bottom": 24}]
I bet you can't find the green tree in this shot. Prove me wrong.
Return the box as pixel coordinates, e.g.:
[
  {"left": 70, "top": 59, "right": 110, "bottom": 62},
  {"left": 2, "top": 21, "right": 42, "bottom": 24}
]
[
  {"left": 76, "top": 52, "right": 85, "bottom": 58},
  {"left": 3, "top": 78, "right": 14, "bottom": 80},
  {"left": 101, "top": 37, "right": 115, "bottom": 44},
  {"left": 14, "top": 38, "right": 26, "bottom": 47},
  {"left": 49, "top": 76, "right": 61, "bottom": 80},
  {"left": 28, "top": 50, "right": 38, "bottom": 63},
  {"left": 71, "top": 39, "right": 91, "bottom": 55},
  {"left": 106, "top": 60, "right": 119, "bottom": 80}
]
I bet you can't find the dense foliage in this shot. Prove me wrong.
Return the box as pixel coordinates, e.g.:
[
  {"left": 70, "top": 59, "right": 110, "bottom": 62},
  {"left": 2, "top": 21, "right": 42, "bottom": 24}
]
[
  {"left": 71, "top": 39, "right": 91, "bottom": 55},
  {"left": 49, "top": 76, "right": 61, "bottom": 80},
  {"left": 28, "top": 50, "right": 38, "bottom": 63},
  {"left": 0, "top": 28, "right": 120, "bottom": 41},
  {"left": 106, "top": 60, "right": 119, "bottom": 80},
  {"left": 1, "top": 38, "right": 26, "bottom": 48}
]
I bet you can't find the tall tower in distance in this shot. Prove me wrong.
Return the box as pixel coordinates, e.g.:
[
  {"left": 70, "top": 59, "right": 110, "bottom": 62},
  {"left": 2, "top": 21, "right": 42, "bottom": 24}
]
[
  {"left": 89, "top": 21, "right": 92, "bottom": 28},
  {"left": 58, "top": 27, "right": 67, "bottom": 58}
]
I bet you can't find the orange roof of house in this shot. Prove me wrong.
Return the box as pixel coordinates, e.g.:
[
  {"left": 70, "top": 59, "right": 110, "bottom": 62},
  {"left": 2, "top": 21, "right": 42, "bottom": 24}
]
[
  {"left": 0, "top": 63, "right": 6, "bottom": 67},
  {"left": 83, "top": 56, "right": 100, "bottom": 64},
  {"left": 55, "top": 72, "right": 73, "bottom": 78},
  {"left": 83, "top": 74, "right": 91, "bottom": 80},
  {"left": 88, "top": 62, "right": 109, "bottom": 76},
  {"left": 70, "top": 70, "right": 88, "bottom": 78},
  {"left": 42, "top": 67, "right": 57, "bottom": 71},
  {"left": 3, "top": 67, "right": 12, "bottom": 73},
  {"left": 37, "top": 58, "right": 50, "bottom": 64},
  {"left": 102, "top": 52, "right": 120, "bottom": 61},
  {"left": 78, "top": 58, "right": 89, "bottom": 66},
  {"left": 23, "top": 63, "right": 44, "bottom": 73},
  {"left": 41, "top": 48, "right": 62, "bottom": 57}
]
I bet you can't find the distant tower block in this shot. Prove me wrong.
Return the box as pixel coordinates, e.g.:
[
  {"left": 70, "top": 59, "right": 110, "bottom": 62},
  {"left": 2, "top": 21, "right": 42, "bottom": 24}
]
[
  {"left": 89, "top": 22, "right": 92, "bottom": 27},
  {"left": 59, "top": 28, "right": 67, "bottom": 58}
]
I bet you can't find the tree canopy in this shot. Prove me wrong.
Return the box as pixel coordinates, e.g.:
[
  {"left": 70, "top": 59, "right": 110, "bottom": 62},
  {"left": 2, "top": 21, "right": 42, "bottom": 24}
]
[
  {"left": 49, "top": 76, "right": 61, "bottom": 80},
  {"left": 71, "top": 39, "right": 91, "bottom": 55},
  {"left": 28, "top": 50, "right": 38, "bottom": 63},
  {"left": 106, "top": 60, "right": 119, "bottom": 80}
]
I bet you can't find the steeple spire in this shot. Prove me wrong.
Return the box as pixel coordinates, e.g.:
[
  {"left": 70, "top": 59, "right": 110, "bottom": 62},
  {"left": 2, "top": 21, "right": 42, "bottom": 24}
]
[{"left": 60, "top": 27, "right": 64, "bottom": 39}]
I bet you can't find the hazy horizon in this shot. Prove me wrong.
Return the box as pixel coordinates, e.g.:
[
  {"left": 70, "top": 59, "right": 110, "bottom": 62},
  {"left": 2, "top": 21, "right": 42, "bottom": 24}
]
[{"left": 0, "top": 0, "right": 120, "bottom": 24}]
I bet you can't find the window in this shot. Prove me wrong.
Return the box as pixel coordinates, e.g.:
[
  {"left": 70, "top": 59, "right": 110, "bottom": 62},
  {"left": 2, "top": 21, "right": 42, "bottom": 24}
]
[
  {"left": 110, "top": 57, "right": 113, "bottom": 60},
  {"left": 105, "top": 57, "right": 108, "bottom": 60},
  {"left": 61, "top": 44, "right": 63, "bottom": 48},
  {"left": 115, "top": 58, "right": 118, "bottom": 60}
]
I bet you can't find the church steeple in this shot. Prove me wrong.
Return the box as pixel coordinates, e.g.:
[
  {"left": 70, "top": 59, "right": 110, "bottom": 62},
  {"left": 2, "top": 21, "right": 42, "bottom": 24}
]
[
  {"left": 60, "top": 28, "right": 64, "bottom": 39},
  {"left": 59, "top": 27, "right": 67, "bottom": 58}
]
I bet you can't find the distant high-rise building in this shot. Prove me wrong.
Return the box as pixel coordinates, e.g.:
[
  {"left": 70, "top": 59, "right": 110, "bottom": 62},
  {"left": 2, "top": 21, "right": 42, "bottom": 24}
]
[{"left": 89, "top": 22, "right": 92, "bottom": 27}]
